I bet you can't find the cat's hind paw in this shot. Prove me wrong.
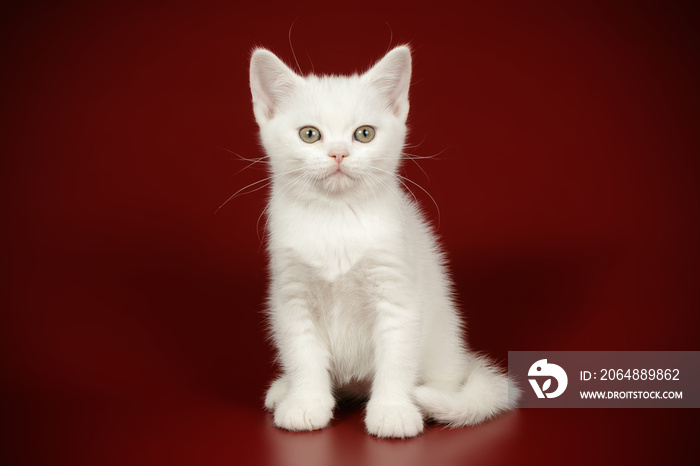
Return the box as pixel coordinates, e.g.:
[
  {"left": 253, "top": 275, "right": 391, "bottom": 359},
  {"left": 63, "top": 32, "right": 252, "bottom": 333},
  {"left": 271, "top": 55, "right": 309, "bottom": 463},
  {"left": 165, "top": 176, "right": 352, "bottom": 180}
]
[{"left": 365, "top": 399, "right": 424, "bottom": 438}]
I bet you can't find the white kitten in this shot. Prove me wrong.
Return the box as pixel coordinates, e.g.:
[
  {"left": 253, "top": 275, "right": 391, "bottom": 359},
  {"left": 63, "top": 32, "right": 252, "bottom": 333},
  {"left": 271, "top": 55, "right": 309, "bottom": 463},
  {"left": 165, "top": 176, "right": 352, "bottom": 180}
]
[{"left": 249, "top": 46, "right": 517, "bottom": 438}]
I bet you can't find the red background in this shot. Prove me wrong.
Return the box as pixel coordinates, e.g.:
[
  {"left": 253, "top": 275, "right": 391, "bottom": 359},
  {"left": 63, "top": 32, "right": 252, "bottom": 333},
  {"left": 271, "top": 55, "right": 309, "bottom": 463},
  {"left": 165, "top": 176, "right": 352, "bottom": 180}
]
[{"left": 2, "top": 1, "right": 698, "bottom": 464}]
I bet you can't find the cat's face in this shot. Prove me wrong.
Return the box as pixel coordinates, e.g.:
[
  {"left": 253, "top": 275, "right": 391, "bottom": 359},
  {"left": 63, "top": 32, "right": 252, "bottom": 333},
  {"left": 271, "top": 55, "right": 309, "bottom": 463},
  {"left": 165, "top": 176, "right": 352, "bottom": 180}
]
[{"left": 250, "top": 47, "right": 411, "bottom": 199}]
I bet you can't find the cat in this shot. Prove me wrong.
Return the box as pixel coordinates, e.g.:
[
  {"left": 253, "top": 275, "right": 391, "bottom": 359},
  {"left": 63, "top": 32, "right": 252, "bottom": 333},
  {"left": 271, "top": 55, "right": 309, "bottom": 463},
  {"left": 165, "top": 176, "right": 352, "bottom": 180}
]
[{"left": 249, "top": 45, "right": 517, "bottom": 438}]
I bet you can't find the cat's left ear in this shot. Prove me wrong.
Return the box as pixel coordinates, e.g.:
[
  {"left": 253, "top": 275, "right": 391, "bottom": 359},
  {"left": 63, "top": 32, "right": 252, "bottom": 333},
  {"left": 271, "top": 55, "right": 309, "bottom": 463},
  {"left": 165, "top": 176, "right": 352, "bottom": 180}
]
[{"left": 363, "top": 46, "right": 412, "bottom": 120}]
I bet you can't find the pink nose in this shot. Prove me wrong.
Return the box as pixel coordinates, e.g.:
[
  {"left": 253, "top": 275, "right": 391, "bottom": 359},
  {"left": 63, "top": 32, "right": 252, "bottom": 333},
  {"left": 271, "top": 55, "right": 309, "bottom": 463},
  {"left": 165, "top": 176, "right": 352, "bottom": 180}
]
[{"left": 329, "top": 153, "right": 348, "bottom": 163}]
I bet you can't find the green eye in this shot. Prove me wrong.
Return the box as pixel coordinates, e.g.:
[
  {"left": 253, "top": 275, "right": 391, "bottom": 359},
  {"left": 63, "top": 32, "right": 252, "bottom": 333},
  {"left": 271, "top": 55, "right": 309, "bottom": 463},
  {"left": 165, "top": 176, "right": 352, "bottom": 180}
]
[
  {"left": 354, "top": 126, "right": 375, "bottom": 143},
  {"left": 299, "top": 126, "right": 321, "bottom": 143}
]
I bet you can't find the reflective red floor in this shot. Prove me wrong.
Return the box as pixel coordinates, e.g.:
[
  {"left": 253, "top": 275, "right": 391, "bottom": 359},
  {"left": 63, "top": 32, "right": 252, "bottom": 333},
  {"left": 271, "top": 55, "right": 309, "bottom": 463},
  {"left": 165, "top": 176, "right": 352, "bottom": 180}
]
[{"left": 7, "top": 397, "right": 698, "bottom": 465}]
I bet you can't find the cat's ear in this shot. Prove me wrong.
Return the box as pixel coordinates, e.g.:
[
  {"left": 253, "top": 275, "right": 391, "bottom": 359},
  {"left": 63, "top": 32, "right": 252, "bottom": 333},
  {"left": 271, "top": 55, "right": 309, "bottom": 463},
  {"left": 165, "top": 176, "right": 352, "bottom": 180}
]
[
  {"left": 249, "top": 49, "right": 301, "bottom": 124},
  {"left": 363, "top": 46, "right": 412, "bottom": 120}
]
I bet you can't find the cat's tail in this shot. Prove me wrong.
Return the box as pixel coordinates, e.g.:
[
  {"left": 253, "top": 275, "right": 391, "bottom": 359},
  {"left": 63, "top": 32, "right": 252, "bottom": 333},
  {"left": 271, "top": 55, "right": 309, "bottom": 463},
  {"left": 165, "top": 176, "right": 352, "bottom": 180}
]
[{"left": 413, "top": 355, "right": 520, "bottom": 427}]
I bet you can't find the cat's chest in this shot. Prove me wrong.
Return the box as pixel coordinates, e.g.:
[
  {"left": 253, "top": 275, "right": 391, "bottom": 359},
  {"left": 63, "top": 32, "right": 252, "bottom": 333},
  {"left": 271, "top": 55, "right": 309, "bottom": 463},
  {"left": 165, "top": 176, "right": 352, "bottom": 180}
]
[{"left": 271, "top": 202, "right": 398, "bottom": 280}]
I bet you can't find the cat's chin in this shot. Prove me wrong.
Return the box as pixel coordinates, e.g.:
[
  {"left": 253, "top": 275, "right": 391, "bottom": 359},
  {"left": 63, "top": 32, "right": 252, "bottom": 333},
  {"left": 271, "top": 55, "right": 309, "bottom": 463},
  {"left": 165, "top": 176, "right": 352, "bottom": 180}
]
[{"left": 320, "top": 170, "right": 358, "bottom": 194}]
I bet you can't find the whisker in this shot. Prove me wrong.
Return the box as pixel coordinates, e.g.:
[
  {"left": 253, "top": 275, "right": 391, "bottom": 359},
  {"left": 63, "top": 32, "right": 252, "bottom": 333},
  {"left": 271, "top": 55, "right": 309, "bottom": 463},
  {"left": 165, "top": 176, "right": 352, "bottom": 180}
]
[
  {"left": 371, "top": 167, "right": 419, "bottom": 209},
  {"left": 216, "top": 177, "right": 272, "bottom": 214},
  {"left": 404, "top": 154, "right": 430, "bottom": 182},
  {"left": 384, "top": 22, "right": 394, "bottom": 55},
  {"left": 403, "top": 133, "right": 427, "bottom": 150},
  {"left": 306, "top": 50, "right": 315, "bottom": 75},
  {"left": 218, "top": 147, "right": 269, "bottom": 178},
  {"left": 292, "top": 171, "right": 315, "bottom": 212},
  {"left": 232, "top": 159, "right": 268, "bottom": 177},
  {"left": 258, "top": 168, "right": 314, "bottom": 244},
  {"left": 371, "top": 165, "right": 441, "bottom": 229},
  {"left": 401, "top": 145, "right": 451, "bottom": 183},
  {"left": 289, "top": 17, "right": 302, "bottom": 74},
  {"left": 218, "top": 164, "right": 309, "bottom": 216},
  {"left": 364, "top": 171, "right": 407, "bottom": 229},
  {"left": 402, "top": 154, "right": 443, "bottom": 160},
  {"left": 396, "top": 173, "right": 441, "bottom": 229},
  {"left": 219, "top": 147, "right": 267, "bottom": 164},
  {"left": 403, "top": 145, "right": 451, "bottom": 160}
]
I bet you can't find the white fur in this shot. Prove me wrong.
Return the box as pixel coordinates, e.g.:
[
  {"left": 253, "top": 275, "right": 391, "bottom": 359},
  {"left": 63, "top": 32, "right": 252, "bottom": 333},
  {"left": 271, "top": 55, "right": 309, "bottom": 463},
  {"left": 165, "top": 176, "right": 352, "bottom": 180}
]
[{"left": 249, "top": 46, "right": 518, "bottom": 438}]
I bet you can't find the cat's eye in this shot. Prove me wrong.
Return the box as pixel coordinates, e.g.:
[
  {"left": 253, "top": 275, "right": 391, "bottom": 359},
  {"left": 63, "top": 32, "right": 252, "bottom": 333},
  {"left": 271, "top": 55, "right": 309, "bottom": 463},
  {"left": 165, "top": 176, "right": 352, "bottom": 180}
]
[
  {"left": 354, "top": 126, "right": 375, "bottom": 143},
  {"left": 299, "top": 126, "right": 322, "bottom": 143}
]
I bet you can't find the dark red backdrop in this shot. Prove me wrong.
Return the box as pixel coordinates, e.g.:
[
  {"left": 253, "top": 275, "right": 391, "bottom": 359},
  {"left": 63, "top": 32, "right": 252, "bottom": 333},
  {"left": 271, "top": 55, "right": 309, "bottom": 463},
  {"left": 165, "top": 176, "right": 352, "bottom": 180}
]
[{"left": 2, "top": 1, "right": 698, "bottom": 465}]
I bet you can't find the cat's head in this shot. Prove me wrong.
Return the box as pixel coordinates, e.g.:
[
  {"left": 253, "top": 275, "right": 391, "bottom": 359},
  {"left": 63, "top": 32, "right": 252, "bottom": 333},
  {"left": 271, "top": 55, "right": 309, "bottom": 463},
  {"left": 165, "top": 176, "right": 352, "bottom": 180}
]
[{"left": 249, "top": 46, "right": 411, "bottom": 199}]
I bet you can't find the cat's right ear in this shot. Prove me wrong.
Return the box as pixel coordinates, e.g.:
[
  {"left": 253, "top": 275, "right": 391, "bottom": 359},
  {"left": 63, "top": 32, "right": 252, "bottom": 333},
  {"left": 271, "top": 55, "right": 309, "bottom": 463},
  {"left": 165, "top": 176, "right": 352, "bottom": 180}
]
[{"left": 250, "top": 49, "right": 301, "bottom": 124}]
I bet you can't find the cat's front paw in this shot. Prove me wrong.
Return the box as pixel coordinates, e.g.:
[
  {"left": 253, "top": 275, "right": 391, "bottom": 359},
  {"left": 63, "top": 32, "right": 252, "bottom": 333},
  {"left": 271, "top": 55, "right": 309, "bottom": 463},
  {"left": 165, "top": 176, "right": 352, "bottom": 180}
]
[
  {"left": 273, "top": 395, "right": 335, "bottom": 432},
  {"left": 365, "top": 399, "right": 424, "bottom": 438}
]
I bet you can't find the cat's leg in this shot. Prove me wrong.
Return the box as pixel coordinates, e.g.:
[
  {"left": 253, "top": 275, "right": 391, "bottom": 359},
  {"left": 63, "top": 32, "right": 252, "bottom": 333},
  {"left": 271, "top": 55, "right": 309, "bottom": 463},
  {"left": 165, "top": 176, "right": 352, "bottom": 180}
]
[
  {"left": 413, "top": 325, "right": 471, "bottom": 417},
  {"left": 418, "top": 305, "right": 470, "bottom": 391},
  {"left": 267, "top": 266, "right": 335, "bottom": 431},
  {"left": 363, "top": 262, "right": 424, "bottom": 438}
]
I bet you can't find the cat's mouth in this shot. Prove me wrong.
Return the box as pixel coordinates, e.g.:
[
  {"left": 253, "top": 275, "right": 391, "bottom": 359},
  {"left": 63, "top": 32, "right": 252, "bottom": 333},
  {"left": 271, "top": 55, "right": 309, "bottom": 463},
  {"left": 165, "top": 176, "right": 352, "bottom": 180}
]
[
  {"left": 328, "top": 166, "right": 353, "bottom": 179},
  {"left": 321, "top": 166, "right": 357, "bottom": 192}
]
